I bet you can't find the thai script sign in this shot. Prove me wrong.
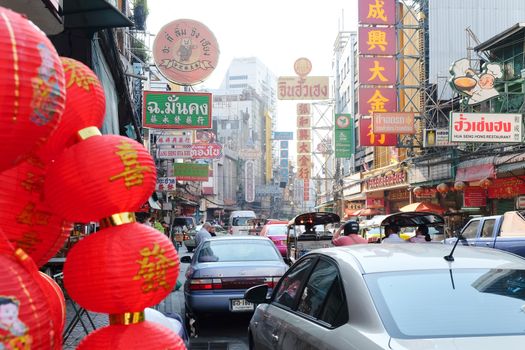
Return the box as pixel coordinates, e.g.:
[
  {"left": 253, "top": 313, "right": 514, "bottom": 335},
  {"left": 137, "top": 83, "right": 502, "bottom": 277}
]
[
  {"left": 366, "top": 171, "right": 407, "bottom": 190},
  {"left": 191, "top": 143, "right": 223, "bottom": 159},
  {"left": 450, "top": 112, "right": 522, "bottom": 143},
  {"left": 277, "top": 76, "right": 329, "bottom": 100},
  {"left": 358, "top": 88, "right": 397, "bottom": 116},
  {"left": 359, "top": 57, "right": 396, "bottom": 85},
  {"left": 358, "top": 0, "right": 396, "bottom": 25},
  {"left": 152, "top": 19, "right": 220, "bottom": 86},
  {"left": 359, "top": 117, "right": 397, "bottom": 146},
  {"left": 335, "top": 114, "right": 354, "bottom": 158},
  {"left": 373, "top": 112, "right": 416, "bottom": 134},
  {"left": 143, "top": 91, "right": 212, "bottom": 129},
  {"left": 245, "top": 160, "right": 255, "bottom": 203},
  {"left": 156, "top": 177, "right": 177, "bottom": 191},
  {"left": 423, "top": 128, "right": 457, "bottom": 147},
  {"left": 358, "top": 27, "right": 396, "bottom": 55},
  {"left": 272, "top": 131, "right": 294, "bottom": 140},
  {"left": 173, "top": 163, "right": 209, "bottom": 181}
]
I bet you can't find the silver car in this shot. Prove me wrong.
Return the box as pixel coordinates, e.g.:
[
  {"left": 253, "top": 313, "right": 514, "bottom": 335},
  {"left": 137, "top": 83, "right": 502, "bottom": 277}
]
[
  {"left": 181, "top": 236, "right": 288, "bottom": 327},
  {"left": 245, "top": 244, "right": 525, "bottom": 349}
]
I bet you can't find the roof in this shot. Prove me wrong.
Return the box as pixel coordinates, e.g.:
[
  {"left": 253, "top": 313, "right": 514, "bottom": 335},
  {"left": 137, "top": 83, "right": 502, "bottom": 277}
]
[
  {"left": 475, "top": 23, "right": 525, "bottom": 52},
  {"left": 288, "top": 212, "right": 341, "bottom": 226},
  {"left": 315, "top": 244, "right": 525, "bottom": 274},
  {"left": 379, "top": 211, "right": 444, "bottom": 227}
]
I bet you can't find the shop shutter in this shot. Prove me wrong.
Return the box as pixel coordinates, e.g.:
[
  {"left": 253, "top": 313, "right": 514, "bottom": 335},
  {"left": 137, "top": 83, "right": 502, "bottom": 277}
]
[{"left": 495, "top": 199, "right": 515, "bottom": 215}]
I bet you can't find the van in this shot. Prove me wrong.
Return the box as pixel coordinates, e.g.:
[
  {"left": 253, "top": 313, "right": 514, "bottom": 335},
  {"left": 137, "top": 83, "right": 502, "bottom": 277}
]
[{"left": 228, "top": 210, "right": 257, "bottom": 235}]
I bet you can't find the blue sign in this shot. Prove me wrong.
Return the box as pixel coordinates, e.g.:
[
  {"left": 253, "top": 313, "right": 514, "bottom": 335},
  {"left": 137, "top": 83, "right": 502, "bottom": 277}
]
[
  {"left": 273, "top": 131, "right": 294, "bottom": 141},
  {"left": 279, "top": 168, "right": 289, "bottom": 182},
  {"left": 280, "top": 150, "right": 289, "bottom": 158},
  {"left": 280, "top": 159, "right": 288, "bottom": 167},
  {"left": 280, "top": 140, "right": 289, "bottom": 149}
]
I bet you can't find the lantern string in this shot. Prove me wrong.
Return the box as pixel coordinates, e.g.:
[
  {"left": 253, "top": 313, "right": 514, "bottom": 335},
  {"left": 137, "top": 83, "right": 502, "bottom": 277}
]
[
  {"left": 109, "top": 311, "right": 145, "bottom": 325},
  {"left": 99, "top": 212, "right": 136, "bottom": 228},
  {"left": 77, "top": 126, "right": 102, "bottom": 141}
]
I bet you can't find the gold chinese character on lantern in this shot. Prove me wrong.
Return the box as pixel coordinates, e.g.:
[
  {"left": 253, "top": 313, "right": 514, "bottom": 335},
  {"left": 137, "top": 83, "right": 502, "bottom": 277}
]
[
  {"left": 109, "top": 140, "right": 152, "bottom": 189},
  {"left": 133, "top": 243, "right": 176, "bottom": 292}
]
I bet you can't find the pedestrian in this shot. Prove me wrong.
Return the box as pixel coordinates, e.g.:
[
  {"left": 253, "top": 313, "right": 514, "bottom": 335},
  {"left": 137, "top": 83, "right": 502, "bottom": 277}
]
[
  {"left": 381, "top": 224, "right": 407, "bottom": 243},
  {"left": 195, "top": 222, "right": 212, "bottom": 247},
  {"left": 332, "top": 221, "right": 368, "bottom": 246},
  {"left": 209, "top": 225, "right": 216, "bottom": 237},
  {"left": 409, "top": 225, "right": 432, "bottom": 242}
]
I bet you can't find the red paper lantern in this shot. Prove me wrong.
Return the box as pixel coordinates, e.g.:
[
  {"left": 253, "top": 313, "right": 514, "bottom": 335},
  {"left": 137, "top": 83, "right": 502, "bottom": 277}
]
[
  {"left": 436, "top": 183, "right": 449, "bottom": 194},
  {"left": 63, "top": 222, "right": 179, "bottom": 313},
  {"left": 0, "top": 231, "right": 53, "bottom": 349},
  {"left": 0, "top": 155, "right": 72, "bottom": 267},
  {"left": 413, "top": 186, "right": 424, "bottom": 196},
  {"left": 454, "top": 181, "right": 466, "bottom": 191},
  {"left": 0, "top": 6, "right": 65, "bottom": 172},
  {"left": 38, "top": 57, "right": 106, "bottom": 162},
  {"left": 479, "top": 177, "right": 493, "bottom": 189},
  {"left": 77, "top": 321, "right": 186, "bottom": 349},
  {"left": 44, "top": 135, "right": 156, "bottom": 222},
  {"left": 36, "top": 271, "right": 66, "bottom": 350}
]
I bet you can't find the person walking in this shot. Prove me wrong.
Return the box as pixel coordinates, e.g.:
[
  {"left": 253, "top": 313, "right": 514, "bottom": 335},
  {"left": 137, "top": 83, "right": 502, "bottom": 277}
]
[
  {"left": 195, "top": 222, "right": 212, "bottom": 248},
  {"left": 332, "top": 221, "right": 368, "bottom": 246}
]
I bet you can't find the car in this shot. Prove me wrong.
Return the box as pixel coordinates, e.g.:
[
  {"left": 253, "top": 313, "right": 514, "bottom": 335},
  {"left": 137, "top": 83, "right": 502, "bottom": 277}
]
[
  {"left": 183, "top": 224, "right": 228, "bottom": 252},
  {"left": 259, "top": 223, "right": 288, "bottom": 257},
  {"left": 181, "top": 235, "right": 288, "bottom": 331},
  {"left": 228, "top": 210, "right": 257, "bottom": 235},
  {"left": 245, "top": 243, "right": 525, "bottom": 349}
]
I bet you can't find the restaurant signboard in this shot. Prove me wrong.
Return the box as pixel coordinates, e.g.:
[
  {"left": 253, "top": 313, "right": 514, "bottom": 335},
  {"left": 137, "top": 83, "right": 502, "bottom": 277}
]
[{"left": 450, "top": 112, "right": 522, "bottom": 143}]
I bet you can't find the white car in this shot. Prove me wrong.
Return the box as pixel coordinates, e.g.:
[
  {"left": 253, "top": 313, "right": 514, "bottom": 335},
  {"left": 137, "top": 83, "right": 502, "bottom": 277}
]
[{"left": 245, "top": 243, "right": 525, "bottom": 349}]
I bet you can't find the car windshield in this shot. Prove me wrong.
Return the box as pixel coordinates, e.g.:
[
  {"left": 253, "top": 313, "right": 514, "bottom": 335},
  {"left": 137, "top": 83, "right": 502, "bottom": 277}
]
[
  {"left": 197, "top": 239, "right": 281, "bottom": 262},
  {"left": 267, "top": 225, "right": 287, "bottom": 236},
  {"left": 232, "top": 217, "right": 253, "bottom": 226},
  {"left": 365, "top": 269, "right": 525, "bottom": 339},
  {"left": 173, "top": 218, "right": 193, "bottom": 227}
]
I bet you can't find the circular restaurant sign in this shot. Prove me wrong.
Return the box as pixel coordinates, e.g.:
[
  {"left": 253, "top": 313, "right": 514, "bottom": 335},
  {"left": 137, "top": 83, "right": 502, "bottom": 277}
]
[
  {"left": 153, "top": 19, "right": 220, "bottom": 86},
  {"left": 294, "top": 57, "right": 312, "bottom": 78}
]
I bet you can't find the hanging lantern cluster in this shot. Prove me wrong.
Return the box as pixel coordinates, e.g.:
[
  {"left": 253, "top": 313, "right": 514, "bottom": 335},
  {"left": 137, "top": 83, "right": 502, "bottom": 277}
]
[
  {"left": 453, "top": 181, "right": 467, "bottom": 191},
  {"left": 412, "top": 186, "right": 424, "bottom": 196},
  {"left": 436, "top": 183, "right": 449, "bottom": 194}
]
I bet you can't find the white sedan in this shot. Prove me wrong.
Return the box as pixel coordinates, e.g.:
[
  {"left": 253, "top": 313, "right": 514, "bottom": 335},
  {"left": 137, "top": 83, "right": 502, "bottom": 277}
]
[{"left": 245, "top": 243, "right": 525, "bottom": 349}]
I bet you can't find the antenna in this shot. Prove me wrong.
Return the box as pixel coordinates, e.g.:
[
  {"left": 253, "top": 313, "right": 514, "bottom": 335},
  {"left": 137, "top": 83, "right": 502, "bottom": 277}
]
[{"left": 444, "top": 231, "right": 463, "bottom": 262}]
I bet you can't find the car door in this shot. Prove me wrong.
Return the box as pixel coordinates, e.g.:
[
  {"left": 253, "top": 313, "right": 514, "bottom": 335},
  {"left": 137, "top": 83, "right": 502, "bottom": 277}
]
[
  {"left": 253, "top": 257, "right": 317, "bottom": 350},
  {"left": 460, "top": 219, "right": 480, "bottom": 246},
  {"left": 474, "top": 218, "right": 497, "bottom": 248}
]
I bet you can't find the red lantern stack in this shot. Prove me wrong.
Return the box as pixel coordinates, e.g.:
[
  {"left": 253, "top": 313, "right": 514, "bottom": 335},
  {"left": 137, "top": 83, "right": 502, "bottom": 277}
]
[
  {"left": 36, "top": 271, "right": 66, "bottom": 349},
  {"left": 436, "top": 183, "right": 449, "bottom": 194}
]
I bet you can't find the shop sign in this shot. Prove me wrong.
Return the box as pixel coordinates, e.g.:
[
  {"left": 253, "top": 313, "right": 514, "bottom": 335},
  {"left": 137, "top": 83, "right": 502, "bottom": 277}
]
[
  {"left": 195, "top": 130, "right": 216, "bottom": 143},
  {"left": 297, "top": 128, "right": 311, "bottom": 141},
  {"left": 245, "top": 160, "right": 255, "bottom": 203},
  {"left": 157, "top": 147, "right": 192, "bottom": 159},
  {"left": 450, "top": 112, "right": 522, "bottom": 143},
  {"left": 334, "top": 114, "right": 354, "bottom": 158},
  {"left": 359, "top": 117, "right": 397, "bottom": 146},
  {"left": 358, "top": 0, "right": 396, "bottom": 25},
  {"left": 297, "top": 103, "right": 311, "bottom": 116},
  {"left": 414, "top": 188, "right": 437, "bottom": 199},
  {"left": 359, "top": 57, "right": 396, "bottom": 85},
  {"left": 152, "top": 19, "right": 219, "bottom": 86},
  {"left": 173, "top": 163, "right": 209, "bottom": 181},
  {"left": 359, "top": 88, "right": 397, "bottom": 116},
  {"left": 297, "top": 115, "right": 311, "bottom": 128},
  {"left": 143, "top": 91, "right": 212, "bottom": 129},
  {"left": 151, "top": 130, "right": 192, "bottom": 146},
  {"left": 366, "top": 198, "right": 385, "bottom": 208},
  {"left": 297, "top": 141, "right": 311, "bottom": 154},
  {"left": 239, "top": 148, "right": 261, "bottom": 160},
  {"left": 256, "top": 185, "right": 283, "bottom": 198},
  {"left": 487, "top": 176, "right": 525, "bottom": 199},
  {"left": 388, "top": 189, "right": 410, "bottom": 201},
  {"left": 366, "top": 171, "right": 407, "bottom": 190},
  {"left": 277, "top": 76, "right": 329, "bottom": 100},
  {"left": 463, "top": 187, "right": 487, "bottom": 207},
  {"left": 358, "top": 27, "right": 396, "bottom": 55},
  {"left": 191, "top": 143, "right": 223, "bottom": 159},
  {"left": 516, "top": 195, "right": 525, "bottom": 210},
  {"left": 423, "top": 128, "right": 457, "bottom": 147},
  {"left": 373, "top": 112, "right": 416, "bottom": 134},
  {"left": 304, "top": 180, "right": 310, "bottom": 201},
  {"left": 156, "top": 177, "right": 177, "bottom": 191},
  {"left": 272, "top": 132, "right": 294, "bottom": 140},
  {"left": 280, "top": 141, "right": 289, "bottom": 149}
]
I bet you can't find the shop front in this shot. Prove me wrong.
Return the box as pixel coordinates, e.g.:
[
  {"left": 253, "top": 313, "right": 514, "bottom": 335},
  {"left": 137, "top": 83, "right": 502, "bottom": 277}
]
[{"left": 364, "top": 166, "right": 408, "bottom": 215}]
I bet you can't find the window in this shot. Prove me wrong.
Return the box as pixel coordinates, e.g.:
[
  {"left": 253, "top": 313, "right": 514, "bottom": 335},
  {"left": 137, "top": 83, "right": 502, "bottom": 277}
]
[
  {"left": 461, "top": 220, "right": 479, "bottom": 239},
  {"left": 229, "top": 75, "right": 248, "bottom": 80},
  {"left": 273, "top": 257, "right": 315, "bottom": 309},
  {"left": 197, "top": 239, "right": 280, "bottom": 262},
  {"left": 481, "top": 219, "right": 495, "bottom": 238},
  {"left": 297, "top": 259, "right": 348, "bottom": 327}
]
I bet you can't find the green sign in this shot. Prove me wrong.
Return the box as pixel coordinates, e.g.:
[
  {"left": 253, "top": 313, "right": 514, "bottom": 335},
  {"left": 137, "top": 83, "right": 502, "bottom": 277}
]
[
  {"left": 143, "top": 91, "right": 212, "bottom": 129},
  {"left": 173, "top": 163, "right": 209, "bottom": 181},
  {"left": 334, "top": 114, "right": 354, "bottom": 158}
]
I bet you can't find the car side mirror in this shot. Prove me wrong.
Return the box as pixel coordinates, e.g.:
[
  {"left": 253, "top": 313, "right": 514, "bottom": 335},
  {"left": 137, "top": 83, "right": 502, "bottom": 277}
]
[
  {"left": 244, "top": 284, "right": 270, "bottom": 304},
  {"left": 180, "top": 256, "right": 192, "bottom": 264}
]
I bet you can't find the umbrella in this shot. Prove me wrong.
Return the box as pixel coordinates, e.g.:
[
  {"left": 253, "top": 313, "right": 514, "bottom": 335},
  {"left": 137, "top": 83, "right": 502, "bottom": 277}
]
[
  {"left": 354, "top": 208, "right": 381, "bottom": 217},
  {"left": 399, "top": 202, "right": 445, "bottom": 214}
]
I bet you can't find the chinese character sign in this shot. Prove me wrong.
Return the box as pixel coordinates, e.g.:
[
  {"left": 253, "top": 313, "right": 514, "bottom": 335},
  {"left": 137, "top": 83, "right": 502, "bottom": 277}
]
[
  {"left": 358, "top": 27, "right": 396, "bottom": 55},
  {"left": 297, "top": 141, "right": 311, "bottom": 154},
  {"left": 358, "top": 0, "right": 396, "bottom": 25},
  {"left": 359, "top": 57, "right": 396, "bottom": 85},
  {"left": 358, "top": 88, "right": 397, "bottom": 116},
  {"left": 245, "top": 160, "right": 255, "bottom": 203},
  {"left": 334, "top": 114, "right": 354, "bottom": 158},
  {"left": 297, "top": 128, "right": 311, "bottom": 141},
  {"left": 297, "top": 103, "right": 311, "bottom": 115},
  {"left": 143, "top": 91, "right": 212, "bottom": 129},
  {"left": 359, "top": 117, "right": 397, "bottom": 146},
  {"left": 297, "top": 115, "right": 311, "bottom": 128}
]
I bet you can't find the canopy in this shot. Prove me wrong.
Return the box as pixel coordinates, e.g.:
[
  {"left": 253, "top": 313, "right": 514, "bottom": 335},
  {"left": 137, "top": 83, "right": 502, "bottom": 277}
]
[
  {"left": 399, "top": 202, "right": 445, "bottom": 215},
  {"left": 288, "top": 212, "right": 340, "bottom": 227},
  {"left": 380, "top": 211, "right": 444, "bottom": 227},
  {"left": 354, "top": 208, "right": 381, "bottom": 217}
]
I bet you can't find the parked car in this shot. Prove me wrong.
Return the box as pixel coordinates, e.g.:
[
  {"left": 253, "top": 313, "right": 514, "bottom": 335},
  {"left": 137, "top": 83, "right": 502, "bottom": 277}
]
[
  {"left": 183, "top": 224, "right": 228, "bottom": 252},
  {"left": 259, "top": 223, "right": 288, "bottom": 257},
  {"left": 181, "top": 236, "right": 288, "bottom": 331},
  {"left": 245, "top": 243, "right": 525, "bottom": 349},
  {"left": 444, "top": 211, "right": 525, "bottom": 258}
]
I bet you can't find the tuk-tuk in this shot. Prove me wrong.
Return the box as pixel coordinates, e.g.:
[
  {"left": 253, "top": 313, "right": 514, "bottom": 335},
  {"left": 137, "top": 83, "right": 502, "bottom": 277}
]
[
  {"left": 286, "top": 212, "right": 340, "bottom": 264},
  {"left": 375, "top": 211, "right": 445, "bottom": 242}
]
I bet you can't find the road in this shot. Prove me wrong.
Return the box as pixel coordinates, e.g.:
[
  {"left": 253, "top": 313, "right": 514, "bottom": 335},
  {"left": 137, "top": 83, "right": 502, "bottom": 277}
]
[{"left": 178, "top": 245, "right": 250, "bottom": 350}]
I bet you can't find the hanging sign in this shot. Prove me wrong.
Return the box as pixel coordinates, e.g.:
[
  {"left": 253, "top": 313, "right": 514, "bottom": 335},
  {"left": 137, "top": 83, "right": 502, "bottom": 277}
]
[{"left": 450, "top": 112, "right": 522, "bottom": 143}]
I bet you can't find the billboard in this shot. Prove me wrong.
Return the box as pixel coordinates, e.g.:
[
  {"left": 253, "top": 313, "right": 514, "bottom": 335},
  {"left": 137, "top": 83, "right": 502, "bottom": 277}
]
[
  {"left": 358, "top": 0, "right": 396, "bottom": 25},
  {"left": 173, "top": 163, "right": 209, "bottom": 181},
  {"left": 358, "top": 27, "right": 396, "bottom": 55},
  {"left": 450, "top": 112, "right": 522, "bottom": 143},
  {"left": 372, "top": 112, "right": 416, "bottom": 134},
  {"left": 277, "top": 76, "right": 329, "bottom": 100},
  {"left": 359, "top": 117, "right": 397, "bottom": 146},
  {"left": 358, "top": 88, "right": 397, "bottom": 116},
  {"left": 334, "top": 114, "right": 354, "bottom": 158},
  {"left": 272, "top": 131, "right": 294, "bottom": 140},
  {"left": 358, "top": 57, "right": 396, "bottom": 85}
]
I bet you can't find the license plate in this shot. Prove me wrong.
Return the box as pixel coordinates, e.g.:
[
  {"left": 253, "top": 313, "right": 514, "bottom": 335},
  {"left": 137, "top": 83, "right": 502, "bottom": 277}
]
[{"left": 230, "top": 298, "right": 254, "bottom": 312}]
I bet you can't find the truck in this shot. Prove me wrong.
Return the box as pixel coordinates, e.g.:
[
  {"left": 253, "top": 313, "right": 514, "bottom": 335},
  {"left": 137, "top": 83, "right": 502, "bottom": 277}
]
[{"left": 445, "top": 211, "right": 525, "bottom": 258}]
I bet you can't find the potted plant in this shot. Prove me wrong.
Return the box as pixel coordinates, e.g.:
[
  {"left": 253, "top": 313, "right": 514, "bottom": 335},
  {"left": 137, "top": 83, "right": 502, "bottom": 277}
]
[{"left": 133, "top": 0, "right": 148, "bottom": 30}]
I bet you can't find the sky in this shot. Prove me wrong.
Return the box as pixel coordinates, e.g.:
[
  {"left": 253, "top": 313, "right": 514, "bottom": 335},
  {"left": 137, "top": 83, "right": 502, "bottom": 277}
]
[{"left": 146, "top": 0, "right": 358, "bottom": 132}]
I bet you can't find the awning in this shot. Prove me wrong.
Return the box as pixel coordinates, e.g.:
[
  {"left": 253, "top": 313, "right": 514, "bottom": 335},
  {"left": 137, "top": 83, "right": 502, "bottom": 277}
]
[
  {"left": 63, "top": 0, "right": 134, "bottom": 29},
  {"left": 498, "top": 161, "right": 525, "bottom": 174},
  {"left": 148, "top": 197, "right": 161, "bottom": 210},
  {"left": 314, "top": 200, "right": 334, "bottom": 210},
  {"left": 456, "top": 157, "right": 495, "bottom": 182}
]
